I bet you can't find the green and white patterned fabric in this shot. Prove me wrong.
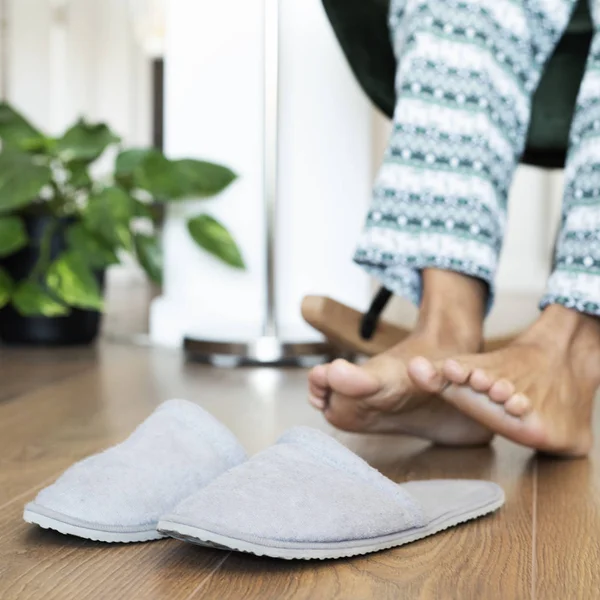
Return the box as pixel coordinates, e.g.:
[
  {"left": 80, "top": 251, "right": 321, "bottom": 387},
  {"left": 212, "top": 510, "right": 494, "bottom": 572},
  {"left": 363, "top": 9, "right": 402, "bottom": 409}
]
[{"left": 355, "top": 0, "right": 600, "bottom": 315}]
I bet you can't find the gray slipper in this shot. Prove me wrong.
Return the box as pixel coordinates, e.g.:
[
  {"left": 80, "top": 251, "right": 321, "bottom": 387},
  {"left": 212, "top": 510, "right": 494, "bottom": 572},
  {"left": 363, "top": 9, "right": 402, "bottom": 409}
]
[
  {"left": 23, "top": 399, "right": 246, "bottom": 543},
  {"left": 158, "top": 427, "right": 504, "bottom": 560}
]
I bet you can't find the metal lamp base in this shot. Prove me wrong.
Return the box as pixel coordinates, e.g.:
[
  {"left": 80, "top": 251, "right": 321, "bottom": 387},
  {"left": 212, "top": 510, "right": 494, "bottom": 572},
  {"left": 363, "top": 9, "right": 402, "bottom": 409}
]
[{"left": 184, "top": 335, "right": 337, "bottom": 367}]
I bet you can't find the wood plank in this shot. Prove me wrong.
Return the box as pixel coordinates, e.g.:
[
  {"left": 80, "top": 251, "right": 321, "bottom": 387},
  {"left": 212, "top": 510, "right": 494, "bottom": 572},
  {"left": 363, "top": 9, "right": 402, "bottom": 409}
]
[
  {"left": 0, "top": 346, "right": 95, "bottom": 404},
  {"left": 0, "top": 344, "right": 326, "bottom": 505},
  {"left": 0, "top": 508, "right": 230, "bottom": 600},
  {"left": 0, "top": 346, "right": 229, "bottom": 600},
  {"left": 0, "top": 345, "right": 330, "bottom": 600},
  {"left": 534, "top": 393, "right": 600, "bottom": 599},
  {"left": 0, "top": 343, "right": 538, "bottom": 599},
  {"left": 0, "top": 345, "right": 164, "bottom": 505}
]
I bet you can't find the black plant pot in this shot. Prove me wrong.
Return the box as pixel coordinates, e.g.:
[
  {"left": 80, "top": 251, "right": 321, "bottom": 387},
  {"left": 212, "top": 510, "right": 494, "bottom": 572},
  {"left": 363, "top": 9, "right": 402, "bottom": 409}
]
[{"left": 0, "top": 215, "right": 105, "bottom": 346}]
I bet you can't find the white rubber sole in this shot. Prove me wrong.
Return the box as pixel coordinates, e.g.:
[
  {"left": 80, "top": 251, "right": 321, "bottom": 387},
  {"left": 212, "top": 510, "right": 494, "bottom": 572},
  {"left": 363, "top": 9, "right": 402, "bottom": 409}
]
[
  {"left": 158, "top": 494, "right": 505, "bottom": 560},
  {"left": 24, "top": 505, "right": 164, "bottom": 543}
]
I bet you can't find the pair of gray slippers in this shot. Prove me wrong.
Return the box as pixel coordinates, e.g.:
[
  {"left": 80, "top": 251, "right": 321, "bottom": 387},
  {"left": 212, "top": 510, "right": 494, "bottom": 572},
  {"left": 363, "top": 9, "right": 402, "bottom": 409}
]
[{"left": 24, "top": 400, "right": 504, "bottom": 560}]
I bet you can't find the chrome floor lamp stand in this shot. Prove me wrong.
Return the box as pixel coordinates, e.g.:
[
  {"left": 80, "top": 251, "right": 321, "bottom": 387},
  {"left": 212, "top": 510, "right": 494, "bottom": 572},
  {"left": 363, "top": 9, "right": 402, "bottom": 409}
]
[{"left": 184, "top": 0, "right": 334, "bottom": 366}]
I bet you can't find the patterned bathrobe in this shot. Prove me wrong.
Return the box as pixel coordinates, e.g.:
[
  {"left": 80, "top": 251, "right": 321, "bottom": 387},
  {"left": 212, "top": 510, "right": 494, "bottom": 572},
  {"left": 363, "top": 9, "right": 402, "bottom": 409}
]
[{"left": 355, "top": 0, "right": 600, "bottom": 315}]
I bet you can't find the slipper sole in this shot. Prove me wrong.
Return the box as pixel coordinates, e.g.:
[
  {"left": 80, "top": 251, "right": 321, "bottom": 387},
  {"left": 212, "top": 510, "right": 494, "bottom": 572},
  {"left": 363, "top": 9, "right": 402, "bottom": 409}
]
[
  {"left": 24, "top": 503, "right": 164, "bottom": 543},
  {"left": 157, "top": 492, "right": 505, "bottom": 560}
]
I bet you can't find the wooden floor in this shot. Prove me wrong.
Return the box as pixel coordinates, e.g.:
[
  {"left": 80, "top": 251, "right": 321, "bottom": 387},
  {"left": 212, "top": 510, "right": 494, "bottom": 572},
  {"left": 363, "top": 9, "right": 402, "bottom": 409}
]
[{"left": 1, "top": 342, "right": 599, "bottom": 600}]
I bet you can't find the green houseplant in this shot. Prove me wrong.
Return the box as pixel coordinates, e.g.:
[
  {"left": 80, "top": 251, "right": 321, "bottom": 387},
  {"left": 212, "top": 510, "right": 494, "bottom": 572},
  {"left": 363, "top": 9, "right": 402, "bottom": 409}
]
[{"left": 0, "top": 102, "right": 245, "bottom": 345}]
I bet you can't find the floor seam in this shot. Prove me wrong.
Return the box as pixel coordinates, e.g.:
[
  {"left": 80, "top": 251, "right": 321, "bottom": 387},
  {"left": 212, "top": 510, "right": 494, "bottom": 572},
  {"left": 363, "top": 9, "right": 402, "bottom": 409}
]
[
  {"left": 184, "top": 552, "right": 232, "bottom": 600},
  {"left": 531, "top": 458, "right": 538, "bottom": 600},
  {"left": 0, "top": 365, "right": 96, "bottom": 414}
]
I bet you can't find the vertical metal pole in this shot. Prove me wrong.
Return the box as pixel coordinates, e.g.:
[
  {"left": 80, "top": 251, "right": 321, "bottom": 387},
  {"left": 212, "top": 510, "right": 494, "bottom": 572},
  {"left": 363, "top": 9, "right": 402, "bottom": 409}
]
[
  {"left": 0, "top": 0, "right": 8, "bottom": 100},
  {"left": 183, "top": 0, "right": 333, "bottom": 365},
  {"left": 263, "top": 0, "right": 279, "bottom": 338},
  {"left": 152, "top": 57, "right": 164, "bottom": 151}
]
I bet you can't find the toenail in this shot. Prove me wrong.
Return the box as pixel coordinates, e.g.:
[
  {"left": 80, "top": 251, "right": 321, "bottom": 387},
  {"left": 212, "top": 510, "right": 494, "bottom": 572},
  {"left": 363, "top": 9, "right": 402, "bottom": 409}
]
[
  {"left": 444, "top": 360, "right": 469, "bottom": 382},
  {"left": 445, "top": 360, "right": 465, "bottom": 373},
  {"left": 470, "top": 369, "right": 491, "bottom": 388},
  {"left": 408, "top": 357, "right": 435, "bottom": 378},
  {"left": 489, "top": 379, "right": 514, "bottom": 402},
  {"left": 309, "top": 396, "right": 325, "bottom": 409},
  {"left": 513, "top": 393, "right": 528, "bottom": 405},
  {"left": 505, "top": 393, "right": 530, "bottom": 416}
]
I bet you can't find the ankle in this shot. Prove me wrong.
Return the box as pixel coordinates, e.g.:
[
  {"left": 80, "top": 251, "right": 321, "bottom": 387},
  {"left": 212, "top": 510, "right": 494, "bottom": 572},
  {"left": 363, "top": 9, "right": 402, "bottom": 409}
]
[
  {"left": 415, "top": 314, "right": 483, "bottom": 351},
  {"left": 420, "top": 269, "right": 487, "bottom": 318},
  {"left": 521, "top": 304, "right": 600, "bottom": 360},
  {"left": 416, "top": 269, "right": 486, "bottom": 349}
]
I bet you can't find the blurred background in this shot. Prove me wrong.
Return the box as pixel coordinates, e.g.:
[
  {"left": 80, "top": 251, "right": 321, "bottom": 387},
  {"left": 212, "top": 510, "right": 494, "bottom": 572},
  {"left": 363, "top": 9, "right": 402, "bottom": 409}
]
[
  {"left": 0, "top": 0, "right": 162, "bottom": 342},
  {"left": 0, "top": 0, "right": 562, "bottom": 354}
]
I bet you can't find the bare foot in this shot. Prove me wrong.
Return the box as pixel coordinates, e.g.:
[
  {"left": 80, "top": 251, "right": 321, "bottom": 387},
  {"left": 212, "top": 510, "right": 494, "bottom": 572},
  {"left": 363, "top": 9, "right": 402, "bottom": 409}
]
[
  {"left": 408, "top": 305, "right": 600, "bottom": 457},
  {"left": 308, "top": 270, "right": 493, "bottom": 446}
]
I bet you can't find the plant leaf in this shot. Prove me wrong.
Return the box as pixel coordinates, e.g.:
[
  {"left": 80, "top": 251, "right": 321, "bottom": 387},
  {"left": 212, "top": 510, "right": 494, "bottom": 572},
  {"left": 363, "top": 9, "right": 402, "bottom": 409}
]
[
  {"left": 171, "top": 159, "right": 237, "bottom": 199},
  {"left": 66, "top": 223, "right": 118, "bottom": 269},
  {"left": 133, "top": 151, "right": 183, "bottom": 199},
  {"left": 0, "top": 151, "right": 52, "bottom": 213},
  {"left": 187, "top": 214, "right": 245, "bottom": 269},
  {"left": 0, "top": 103, "right": 46, "bottom": 151},
  {"left": 115, "top": 150, "right": 236, "bottom": 201},
  {"left": 57, "top": 119, "right": 120, "bottom": 163},
  {"left": 46, "top": 252, "right": 103, "bottom": 311},
  {"left": 131, "top": 198, "right": 157, "bottom": 220},
  {"left": 115, "top": 148, "right": 155, "bottom": 177},
  {"left": 135, "top": 234, "right": 162, "bottom": 284},
  {"left": 115, "top": 148, "right": 155, "bottom": 191},
  {"left": 116, "top": 148, "right": 179, "bottom": 198},
  {"left": 83, "top": 186, "right": 135, "bottom": 251},
  {"left": 0, "top": 216, "right": 28, "bottom": 257},
  {"left": 67, "top": 160, "right": 92, "bottom": 188},
  {"left": 0, "top": 267, "right": 14, "bottom": 309},
  {"left": 12, "top": 280, "right": 70, "bottom": 316},
  {"left": 20, "top": 136, "right": 55, "bottom": 154}
]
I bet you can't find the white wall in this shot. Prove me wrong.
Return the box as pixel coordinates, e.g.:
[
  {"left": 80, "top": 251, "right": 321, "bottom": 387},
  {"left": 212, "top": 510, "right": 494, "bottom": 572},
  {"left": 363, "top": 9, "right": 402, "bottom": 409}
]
[
  {"left": 2, "top": 0, "right": 150, "bottom": 146},
  {"left": 150, "top": 0, "right": 373, "bottom": 347}
]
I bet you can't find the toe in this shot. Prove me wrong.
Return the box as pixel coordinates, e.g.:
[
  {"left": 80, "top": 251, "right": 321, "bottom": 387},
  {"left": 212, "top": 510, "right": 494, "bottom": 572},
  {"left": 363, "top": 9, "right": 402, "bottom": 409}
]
[
  {"left": 309, "top": 380, "right": 325, "bottom": 397},
  {"left": 438, "top": 382, "right": 533, "bottom": 444},
  {"left": 488, "top": 379, "right": 515, "bottom": 403},
  {"left": 308, "top": 364, "right": 329, "bottom": 389},
  {"left": 407, "top": 356, "right": 449, "bottom": 393},
  {"left": 504, "top": 393, "right": 531, "bottom": 417},
  {"left": 308, "top": 381, "right": 328, "bottom": 410},
  {"left": 308, "top": 365, "right": 330, "bottom": 410},
  {"left": 469, "top": 368, "right": 494, "bottom": 392},
  {"left": 308, "top": 395, "right": 326, "bottom": 410},
  {"left": 327, "top": 358, "right": 381, "bottom": 398},
  {"left": 443, "top": 359, "right": 472, "bottom": 384}
]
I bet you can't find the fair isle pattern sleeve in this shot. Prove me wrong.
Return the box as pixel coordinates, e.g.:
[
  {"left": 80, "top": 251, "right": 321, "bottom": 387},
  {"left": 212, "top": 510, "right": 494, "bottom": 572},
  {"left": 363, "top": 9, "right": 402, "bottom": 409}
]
[
  {"left": 542, "top": 2, "right": 600, "bottom": 316},
  {"left": 354, "top": 0, "right": 576, "bottom": 310}
]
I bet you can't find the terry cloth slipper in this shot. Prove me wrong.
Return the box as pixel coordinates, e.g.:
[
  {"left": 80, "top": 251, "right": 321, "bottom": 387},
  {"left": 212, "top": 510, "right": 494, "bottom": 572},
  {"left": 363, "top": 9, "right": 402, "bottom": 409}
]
[
  {"left": 158, "top": 427, "right": 504, "bottom": 560},
  {"left": 23, "top": 399, "right": 247, "bottom": 543}
]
